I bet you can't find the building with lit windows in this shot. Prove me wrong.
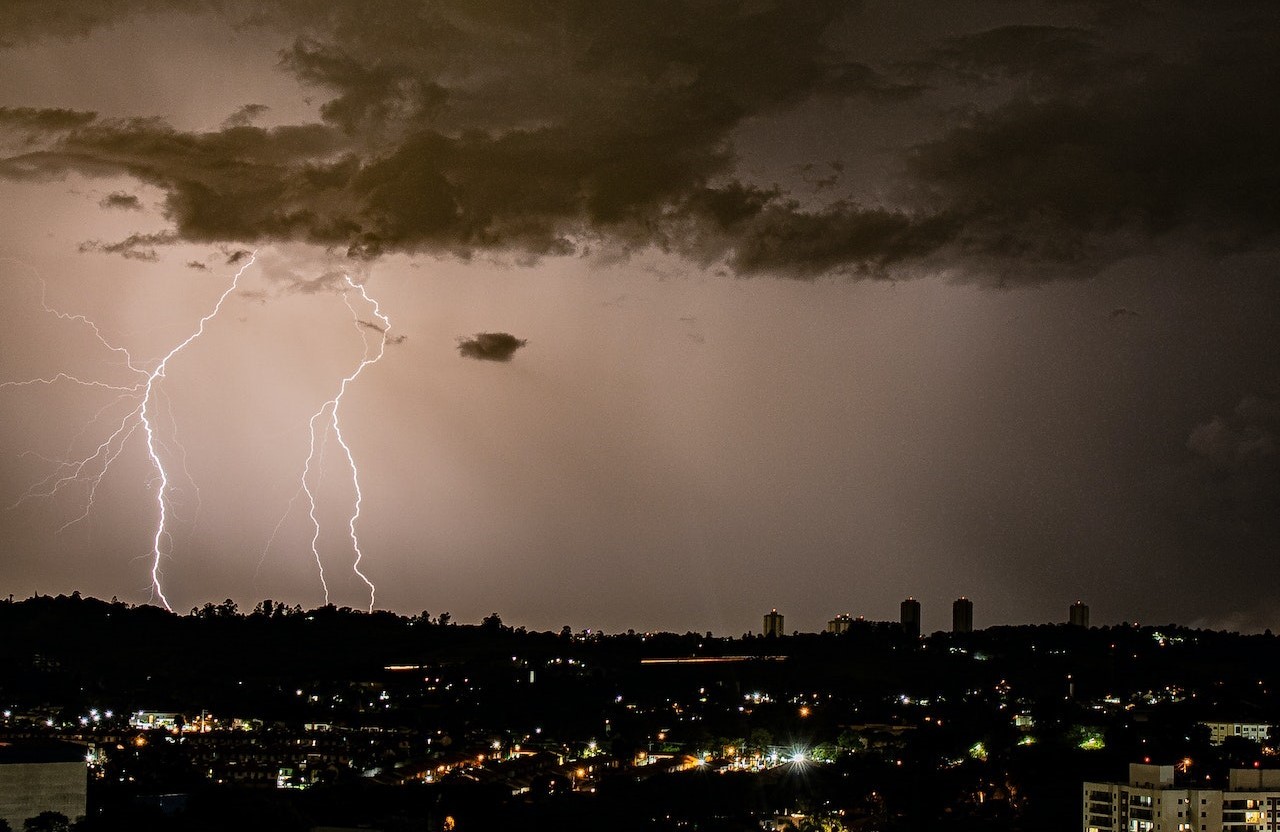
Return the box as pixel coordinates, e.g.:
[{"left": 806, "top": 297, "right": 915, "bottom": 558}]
[
  {"left": 826, "top": 614, "right": 852, "bottom": 634},
  {"left": 1084, "top": 763, "right": 1280, "bottom": 832},
  {"left": 1202, "top": 722, "right": 1272, "bottom": 746}
]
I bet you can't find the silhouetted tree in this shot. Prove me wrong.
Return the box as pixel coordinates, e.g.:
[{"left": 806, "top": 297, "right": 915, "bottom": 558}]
[{"left": 24, "top": 812, "right": 70, "bottom": 832}]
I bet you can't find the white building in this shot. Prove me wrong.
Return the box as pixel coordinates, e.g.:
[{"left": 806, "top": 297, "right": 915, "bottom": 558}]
[
  {"left": 130, "top": 710, "right": 181, "bottom": 730},
  {"left": 1202, "top": 722, "right": 1272, "bottom": 746},
  {"left": 1085, "top": 763, "right": 1280, "bottom": 832}
]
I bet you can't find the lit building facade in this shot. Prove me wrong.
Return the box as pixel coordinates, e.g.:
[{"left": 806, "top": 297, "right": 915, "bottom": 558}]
[
  {"left": 1202, "top": 722, "right": 1272, "bottom": 746},
  {"left": 1084, "top": 764, "right": 1280, "bottom": 832},
  {"left": 826, "top": 614, "right": 852, "bottom": 634},
  {"left": 762, "top": 609, "right": 784, "bottom": 637}
]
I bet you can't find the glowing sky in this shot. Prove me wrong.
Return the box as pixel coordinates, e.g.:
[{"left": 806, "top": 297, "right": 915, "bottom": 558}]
[{"left": 1, "top": 1, "right": 1278, "bottom": 634}]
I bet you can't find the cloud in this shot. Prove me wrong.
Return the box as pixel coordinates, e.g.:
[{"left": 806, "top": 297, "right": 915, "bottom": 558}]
[
  {"left": 0, "top": 2, "right": 188, "bottom": 47},
  {"left": 221, "top": 104, "right": 270, "bottom": 129},
  {"left": 456, "top": 332, "right": 527, "bottom": 362},
  {"left": 357, "top": 319, "right": 403, "bottom": 342},
  {"left": 0, "top": 106, "right": 97, "bottom": 132},
  {"left": 0, "top": 107, "right": 100, "bottom": 155},
  {"left": 690, "top": 195, "right": 955, "bottom": 278},
  {"left": 185, "top": 260, "right": 209, "bottom": 270},
  {"left": 903, "top": 21, "right": 1280, "bottom": 273},
  {"left": 98, "top": 191, "right": 141, "bottom": 210},
  {"left": 250, "top": 259, "right": 349, "bottom": 294},
  {"left": 913, "top": 25, "right": 1102, "bottom": 88},
  {"left": 77, "top": 230, "right": 178, "bottom": 261},
  {"left": 1182, "top": 396, "right": 1280, "bottom": 549},
  {"left": 0, "top": 2, "right": 889, "bottom": 270},
  {"left": 1, "top": 1, "right": 1277, "bottom": 281},
  {"left": 356, "top": 318, "right": 407, "bottom": 343},
  {"left": 820, "top": 62, "right": 925, "bottom": 100},
  {"left": 1188, "top": 397, "right": 1279, "bottom": 473}
]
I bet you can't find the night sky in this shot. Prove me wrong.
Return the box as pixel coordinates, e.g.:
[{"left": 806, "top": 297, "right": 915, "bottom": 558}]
[{"left": 1, "top": 1, "right": 1277, "bottom": 635}]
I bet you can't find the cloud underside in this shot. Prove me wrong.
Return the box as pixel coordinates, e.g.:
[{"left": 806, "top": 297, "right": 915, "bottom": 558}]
[
  {"left": 457, "top": 333, "right": 526, "bottom": 362},
  {"left": 1183, "top": 396, "right": 1280, "bottom": 550},
  {"left": 1, "top": 1, "right": 1278, "bottom": 280}
]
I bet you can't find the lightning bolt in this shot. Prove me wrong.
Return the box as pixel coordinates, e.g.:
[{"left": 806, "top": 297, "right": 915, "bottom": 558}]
[
  {"left": 140, "top": 251, "right": 257, "bottom": 610},
  {"left": 335, "top": 276, "right": 391, "bottom": 611},
  {"left": 262, "top": 274, "right": 390, "bottom": 612},
  {"left": 6, "top": 254, "right": 391, "bottom": 613},
  {"left": 2, "top": 253, "right": 256, "bottom": 610},
  {"left": 2, "top": 265, "right": 148, "bottom": 516}
]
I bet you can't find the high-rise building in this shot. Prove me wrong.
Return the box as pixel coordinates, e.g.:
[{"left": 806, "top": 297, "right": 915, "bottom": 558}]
[
  {"left": 952, "top": 597, "right": 973, "bottom": 633},
  {"left": 1084, "top": 763, "right": 1280, "bottom": 832},
  {"left": 900, "top": 597, "right": 921, "bottom": 639},
  {"left": 762, "top": 609, "right": 784, "bottom": 637},
  {"left": 826, "top": 614, "right": 852, "bottom": 634},
  {"left": 1069, "top": 600, "right": 1090, "bottom": 628}
]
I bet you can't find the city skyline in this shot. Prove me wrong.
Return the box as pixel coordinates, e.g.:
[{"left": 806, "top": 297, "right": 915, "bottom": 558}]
[
  {"left": 0, "top": 590, "right": 1120, "bottom": 638},
  {"left": 1, "top": 1, "right": 1278, "bottom": 635}
]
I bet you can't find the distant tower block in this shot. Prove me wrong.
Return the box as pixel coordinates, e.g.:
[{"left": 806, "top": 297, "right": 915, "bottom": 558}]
[
  {"left": 901, "top": 597, "right": 922, "bottom": 639},
  {"left": 952, "top": 597, "right": 973, "bottom": 633},
  {"left": 763, "top": 609, "right": 785, "bottom": 637},
  {"left": 1069, "top": 600, "right": 1090, "bottom": 628},
  {"left": 827, "top": 614, "right": 853, "bottom": 634}
]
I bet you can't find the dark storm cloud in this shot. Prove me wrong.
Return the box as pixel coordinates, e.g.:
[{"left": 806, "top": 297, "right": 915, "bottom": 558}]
[
  {"left": 279, "top": 39, "right": 448, "bottom": 136},
  {"left": 903, "top": 18, "right": 1280, "bottom": 273},
  {"left": 77, "top": 230, "right": 178, "bottom": 261},
  {"left": 915, "top": 25, "right": 1102, "bottom": 87},
  {"left": 253, "top": 259, "right": 348, "bottom": 294},
  {"left": 2, "top": 1, "right": 1278, "bottom": 280},
  {"left": 359, "top": 320, "right": 406, "bottom": 344},
  {"left": 0, "top": 106, "right": 97, "bottom": 132},
  {"left": 0, "top": 107, "right": 99, "bottom": 155},
  {"left": 456, "top": 332, "right": 526, "bottom": 362},
  {"left": 221, "top": 104, "right": 270, "bottom": 129},
  {"left": 821, "top": 62, "right": 925, "bottom": 100},
  {"left": 679, "top": 193, "right": 956, "bottom": 278},
  {"left": 98, "top": 191, "right": 141, "bottom": 210},
  {"left": 1182, "top": 396, "right": 1280, "bottom": 552},
  {"left": 0, "top": 1, "right": 857, "bottom": 264},
  {"left": 0, "top": 1, "right": 185, "bottom": 47},
  {"left": 185, "top": 260, "right": 209, "bottom": 270}
]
